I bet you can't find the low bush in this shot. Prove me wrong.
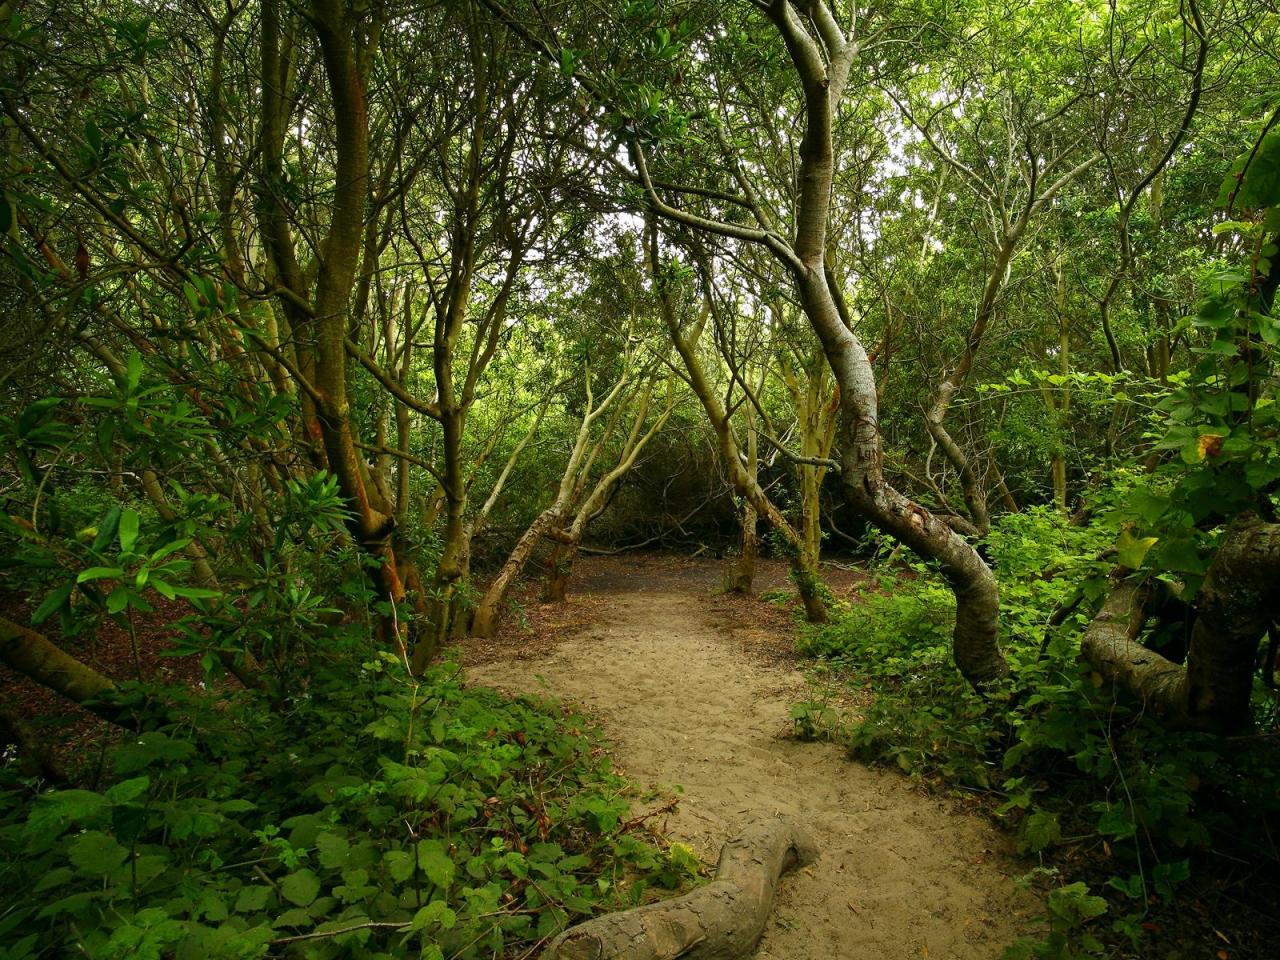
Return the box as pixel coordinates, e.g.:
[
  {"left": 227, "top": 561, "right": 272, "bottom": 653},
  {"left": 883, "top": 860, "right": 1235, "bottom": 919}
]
[
  {"left": 0, "top": 656, "right": 686, "bottom": 960},
  {"left": 796, "top": 506, "right": 1280, "bottom": 959}
]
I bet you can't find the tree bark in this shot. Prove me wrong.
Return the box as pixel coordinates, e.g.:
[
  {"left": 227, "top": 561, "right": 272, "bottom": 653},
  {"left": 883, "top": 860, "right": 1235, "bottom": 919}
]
[
  {"left": 0, "top": 616, "right": 119, "bottom": 721},
  {"left": 1081, "top": 517, "right": 1280, "bottom": 732},
  {"left": 0, "top": 702, "right": 65, "bottom": 781},
  {"left": 468, "top": 372, "right": 632, "bottom": 640},
  {"left": 543, "top": 818, "right": 817, "bottom": 960},
  {"left": 651, "top": 241, "right": 828, "bottom": 623},
  {"left": 726, "top": 425, "right": 759, "bottom": 596},
  {"left": 542, "top": 386, "right": 673, "bottom": 603},
  {"left": 763, "top": 5, "right": 1006, "bottom": 685}
]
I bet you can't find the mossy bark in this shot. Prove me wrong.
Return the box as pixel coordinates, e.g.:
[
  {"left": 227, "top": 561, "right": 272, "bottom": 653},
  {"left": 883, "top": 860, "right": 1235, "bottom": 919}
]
[{"left": 0, "top": 616, "right": 119, "bottom": 722}]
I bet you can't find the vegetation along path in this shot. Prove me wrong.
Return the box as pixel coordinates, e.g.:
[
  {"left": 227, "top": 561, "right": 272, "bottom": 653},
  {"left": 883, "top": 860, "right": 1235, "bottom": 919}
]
[{"left": 471, "top": 556, "right": 1035, "bottom": 959}]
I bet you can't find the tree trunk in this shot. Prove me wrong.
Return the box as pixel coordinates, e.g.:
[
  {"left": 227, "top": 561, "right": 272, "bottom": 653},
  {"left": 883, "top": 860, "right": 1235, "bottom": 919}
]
[
  {"left": 652, "top": 247, "right": 828, "bottom": 623},
  {"left": 626, "top": 2, "right": 1005, "bottom": 685},
  {"left": 536, "top": 382, "right": 670, "bottom": 608},
  {"left": 471, "top": 504, "right": 563, "bottom": 639},
  {"left": 795, "top": 268, "right": 1008, "bottom": 686},
  {"left": 0, "top": 702, "right": 65, "bottom": 781},
  {"left": 726, "top": 500, "right": 758, "bottom": 594},
  {"left": 543, "top": 539, "right": 577, "bottom": 602},
  {"left": 1081, "top": 517, "right": 1280, "bottom": 732},
  {"left": 725, "top": 402, "right": 760, "bottom": 594},
  {"left": 0, "top": 616, "right": 119, "bottom": 721}
]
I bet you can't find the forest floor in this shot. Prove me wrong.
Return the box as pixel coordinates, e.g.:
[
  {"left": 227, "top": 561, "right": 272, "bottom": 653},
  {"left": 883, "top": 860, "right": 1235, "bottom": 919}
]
[{"left": 469, "top": 553, "right": 1039, "bottom": 959}]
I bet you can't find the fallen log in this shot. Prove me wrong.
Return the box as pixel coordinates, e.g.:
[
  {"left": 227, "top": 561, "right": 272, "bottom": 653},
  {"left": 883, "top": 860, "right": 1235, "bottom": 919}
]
[
  {"left": 544, "top": 817, "right": 818, "bottom": 960},
  {"left": 0, "top": 614, "right": 118, "bottom": 718}
]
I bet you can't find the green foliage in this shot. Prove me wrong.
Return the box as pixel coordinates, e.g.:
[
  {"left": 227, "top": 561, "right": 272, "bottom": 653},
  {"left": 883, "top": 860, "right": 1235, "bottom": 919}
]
[
  {"left": 1004, "top": 876, "right": 1110, "bottom": 960},
  {"left": 795, "top": 505, "right": 1280, "bottom": 954},
  {"left": 0, "top": 658, "right": 679, "bottom": 959}
]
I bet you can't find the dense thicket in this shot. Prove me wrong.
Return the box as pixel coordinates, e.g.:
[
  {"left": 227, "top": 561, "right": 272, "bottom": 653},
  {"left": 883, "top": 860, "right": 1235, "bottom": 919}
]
[{"left": 1, "top": 0, "right": 1278, "bottom": 956}]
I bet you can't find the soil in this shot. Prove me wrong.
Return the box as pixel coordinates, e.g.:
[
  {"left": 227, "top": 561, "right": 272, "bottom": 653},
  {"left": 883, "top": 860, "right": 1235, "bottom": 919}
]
[{"left": 469, "top": 553, "right": 1039, "bottom": 959}]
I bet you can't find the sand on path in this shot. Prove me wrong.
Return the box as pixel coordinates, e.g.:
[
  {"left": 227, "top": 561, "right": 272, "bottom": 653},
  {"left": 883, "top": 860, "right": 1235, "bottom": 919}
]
[{"left": 470, "top": 560, "right": 1034, "bottom": 959}]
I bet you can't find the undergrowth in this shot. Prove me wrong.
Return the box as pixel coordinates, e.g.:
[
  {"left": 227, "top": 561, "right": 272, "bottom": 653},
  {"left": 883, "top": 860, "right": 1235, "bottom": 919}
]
[
  {"left": 794, "top": 507, "right": 1280, "bottom": 960},
  {"left": 0, "top": 655, "right": 694, "bottom": 960}
]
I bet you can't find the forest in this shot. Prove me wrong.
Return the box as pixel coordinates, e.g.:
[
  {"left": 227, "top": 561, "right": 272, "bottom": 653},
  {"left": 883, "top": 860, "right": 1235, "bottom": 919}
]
[{"left": 1, "top": 0, "right": 1278, "bottom": 957}]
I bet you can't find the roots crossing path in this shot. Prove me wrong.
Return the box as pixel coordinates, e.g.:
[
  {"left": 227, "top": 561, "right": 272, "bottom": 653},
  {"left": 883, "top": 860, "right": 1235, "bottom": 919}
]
[{"left": 470, "top": 558, "right": 1035, "bottom": 959}]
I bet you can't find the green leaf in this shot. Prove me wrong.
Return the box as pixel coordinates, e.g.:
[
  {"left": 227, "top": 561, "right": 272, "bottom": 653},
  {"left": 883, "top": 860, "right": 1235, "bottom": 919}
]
[
  {"left": 149, "top": 538, "right": 190, "bottom": 562},
  {"left": 1126, "top": 489, "right": 1169, "bottom": 524},
  {"left": 1115, "top": 530, "right": 1158, "bottom": 569},
  {"left": 1021, "top": 810, "right": 1061, "bottom": 852},
  {"left": 92, "top": 507, "right": 121, "bottom": 553},
  {"left": 315, "top": 831, "right": 350, "bottom": 870},
  {"left": 125, "top": 351, "right": 143, "bottom": 392},
  {"left": 1221, "top": 131, "right": 1280, "bottom": 211},
  {"left": 77, "top": 566, "right": 124, "bottom": 583},
  {"left": 32, "top": 581, "right": 76, "bottom": 625},
  {"left": 416, "top": 839, "right": 455, "bottom": 889},
  {"left": 118, "top": 509, "right": 140, "bottom": 553},
  {"left": 281, "top": 869, "right": 321, "bottom": 907},
  {"left": 106, "top": 585, "right": 132, "bottom": 614},
  {"left": 84, "top": 120, "right": 102, "bottom": 156},
  {"left": 68, "top": 830, "right": 128, "bottom": 875},
  {"left": 170, "top": 585, "right": 221, "bottom": 600},
  {"left": 235, "top": 884, "right": 273, "bottom": 913},
  {"left": 1048, "top": 882, "right": 1108, "bottom": 921},
  {"left": 384, "top": 849, "right": 413, "bottom": 883},
  {"left": 105, "top": 776, "right": 150, "bottom": 803},
  {"left": 406, "top": 899, "right": 457, "bottom": 934}
]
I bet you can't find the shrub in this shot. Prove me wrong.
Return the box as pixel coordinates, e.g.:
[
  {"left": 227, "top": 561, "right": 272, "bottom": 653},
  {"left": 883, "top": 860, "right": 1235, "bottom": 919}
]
[
  {"left": 0, "top": 656, "right": 676, "bottom": 959},
  {"left": 794, "top": 506, "right": 1280, "bottom": 956}
]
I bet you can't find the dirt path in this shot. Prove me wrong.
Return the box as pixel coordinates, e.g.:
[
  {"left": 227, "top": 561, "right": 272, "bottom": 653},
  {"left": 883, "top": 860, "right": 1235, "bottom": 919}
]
[{"left": 470, "top": 558, "right": 1035, "bottom": 959}]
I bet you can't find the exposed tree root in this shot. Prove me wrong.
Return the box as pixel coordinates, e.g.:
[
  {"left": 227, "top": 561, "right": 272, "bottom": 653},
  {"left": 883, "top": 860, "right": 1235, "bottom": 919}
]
[{"left": 544, "top": 817, "right": 818, "bottom": 960}]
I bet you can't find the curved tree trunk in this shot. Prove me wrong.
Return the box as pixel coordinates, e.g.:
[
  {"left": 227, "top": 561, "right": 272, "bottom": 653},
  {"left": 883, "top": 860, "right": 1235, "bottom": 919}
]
[
  {"left": 540, "top": 386, "right": 673, "bottom": 604},
  {"left": 1081, "top": 517, "right": 1280, "bottom": 733},
  {"left": 543, "top": 818, "right": 817, "bottom": 960},
  {"left": 759, "top": 7, "right": 1006, "bottom": 686},
  {"left": 470, "top": 370, "right": 634, "bottom": 639},
  {"left": 798, "top": 269, "right": 1007, "bottom": 685},
  {"left": 470, "top": 504, "right": 565, "bottom": 638}
]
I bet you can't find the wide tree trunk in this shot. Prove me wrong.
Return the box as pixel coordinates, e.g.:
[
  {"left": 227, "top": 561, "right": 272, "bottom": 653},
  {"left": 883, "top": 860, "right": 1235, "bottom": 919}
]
[
  {"left": 726, "top": 499, "right": 758, "bottom": 594},
  {"left": 543, "top": 539, "right": 577, "bottom": 603},
  {"left": 0, "top": 702, "right": 65, "bottom": 781}
]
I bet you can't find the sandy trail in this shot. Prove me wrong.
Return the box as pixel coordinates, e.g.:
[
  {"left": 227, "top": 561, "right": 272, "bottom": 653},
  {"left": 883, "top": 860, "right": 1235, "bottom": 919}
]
[{"left": 471, "top": 564, "right": 1034, "bottom": 959}]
